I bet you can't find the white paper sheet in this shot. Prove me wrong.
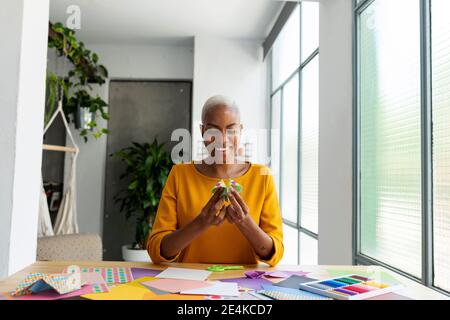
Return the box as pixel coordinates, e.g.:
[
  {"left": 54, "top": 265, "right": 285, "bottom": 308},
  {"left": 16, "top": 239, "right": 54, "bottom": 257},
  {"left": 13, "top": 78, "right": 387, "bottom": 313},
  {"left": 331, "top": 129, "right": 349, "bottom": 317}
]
[
  {"left": 155, "top": 267, "right": 211, "bottom": 281},
  {"left": 181, "top": 281, "right": 240, "bottom": 297}
]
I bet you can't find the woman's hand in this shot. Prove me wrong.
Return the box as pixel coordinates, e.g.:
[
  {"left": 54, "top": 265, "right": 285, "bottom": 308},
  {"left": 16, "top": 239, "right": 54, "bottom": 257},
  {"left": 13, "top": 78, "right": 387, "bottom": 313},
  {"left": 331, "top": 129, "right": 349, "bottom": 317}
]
[
  {"left": 226, "top": 188, "right": 250, "bottom": 225},
  {"left": 195, "top": 187, "right": 227, "bottom": 228},
  {"left": 225, "top": 188, "right": 275, "bottom": 260},
  {"left": 160, "top": 187, "right": 227, "bottom": 260}
]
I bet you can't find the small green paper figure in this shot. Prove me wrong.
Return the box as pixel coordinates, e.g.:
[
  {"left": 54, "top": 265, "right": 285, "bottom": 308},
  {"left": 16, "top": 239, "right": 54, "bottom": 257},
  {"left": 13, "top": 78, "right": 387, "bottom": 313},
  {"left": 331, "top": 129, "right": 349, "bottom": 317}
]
[{"left": 211, "top": 178, "right": 243, "bottom": 202}]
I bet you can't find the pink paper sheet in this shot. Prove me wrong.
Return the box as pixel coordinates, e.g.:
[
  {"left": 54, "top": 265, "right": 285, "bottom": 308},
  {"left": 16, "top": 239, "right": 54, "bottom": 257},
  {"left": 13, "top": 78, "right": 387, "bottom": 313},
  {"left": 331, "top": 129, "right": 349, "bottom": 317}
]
[
  {"left": 81, "top": 272, "right": 106, "bottom": 285},
  {"left": 8, "top": 285, "right": 96, "bottom": 300}
]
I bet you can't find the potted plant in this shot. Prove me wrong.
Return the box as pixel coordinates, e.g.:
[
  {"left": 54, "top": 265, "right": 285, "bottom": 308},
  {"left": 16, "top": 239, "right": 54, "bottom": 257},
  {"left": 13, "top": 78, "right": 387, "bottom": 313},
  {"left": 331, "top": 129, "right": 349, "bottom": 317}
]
[
  {"left": 113, "top": 139, "right": 173, "bottom": 262},
  {"left": 46, "top": 22, "right": 110, "bottom": 142}
]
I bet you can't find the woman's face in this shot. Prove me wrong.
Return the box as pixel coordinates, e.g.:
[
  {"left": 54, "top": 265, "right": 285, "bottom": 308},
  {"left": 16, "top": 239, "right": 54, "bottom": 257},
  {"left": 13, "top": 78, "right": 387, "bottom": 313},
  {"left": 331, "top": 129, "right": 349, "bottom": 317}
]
[{"left": 201, "top": 104, "right": 242, "bottom": 164}]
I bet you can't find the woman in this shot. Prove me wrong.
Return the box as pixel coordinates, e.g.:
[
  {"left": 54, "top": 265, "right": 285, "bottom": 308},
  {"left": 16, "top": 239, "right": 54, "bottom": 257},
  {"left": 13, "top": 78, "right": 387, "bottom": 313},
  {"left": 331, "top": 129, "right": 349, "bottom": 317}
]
[{"left": 147, "top": 95, "right": 283, "bottom": 266}]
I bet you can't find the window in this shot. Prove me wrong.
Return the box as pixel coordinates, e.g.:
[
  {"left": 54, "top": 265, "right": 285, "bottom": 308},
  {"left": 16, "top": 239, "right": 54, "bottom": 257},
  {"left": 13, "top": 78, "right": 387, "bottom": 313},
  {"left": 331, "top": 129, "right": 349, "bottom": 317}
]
[
  {"left": 431, "top": 0, "right": 450, "bottom": 293},
  {"left": 359, "top": 0, "right": 422, "bottom": 278},
  {"left": 272, "top": 6, "right": 300, "bottom": 91},
  {"left": 270, "top": 2, "right": 319, "bottom": 265},
  {"left": 271, "top": 92, "right": 281, "bottom": 194},
  {"left": 281, "top": 74, "right": 299, "bottom": 224},
  {"left": 355, "top": 0, "right": 450, "bottom": 295},
  {"left": 301, "top": 56, "right": 319, "bottom": 234}
]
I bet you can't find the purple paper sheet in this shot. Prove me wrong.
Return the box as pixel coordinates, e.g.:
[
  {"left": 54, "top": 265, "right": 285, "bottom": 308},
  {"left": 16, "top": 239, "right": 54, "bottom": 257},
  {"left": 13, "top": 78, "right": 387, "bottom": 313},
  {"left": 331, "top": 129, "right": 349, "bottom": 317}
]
[
  {"left": 245, "top": 270, "right": 309, "bottom": 279},
  {"left": 131, "top": 267, "right": 161, "bottom": 280},
  {"left": 220, "top": 277, "right": 273, "bottom": 291},
  {"left": 264, "top": 271, "right": 309, "bottom": 278},
  {"left": 244, "top": 271, "right": 266, "bottom": 279}
]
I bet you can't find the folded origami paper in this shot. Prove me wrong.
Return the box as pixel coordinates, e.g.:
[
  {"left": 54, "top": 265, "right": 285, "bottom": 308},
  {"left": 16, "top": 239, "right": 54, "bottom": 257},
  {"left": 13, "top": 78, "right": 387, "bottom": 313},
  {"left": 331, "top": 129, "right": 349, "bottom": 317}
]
[
  {"left": 7, "top": 284, "right": 108, "bottom": 300},
  {"left": 11, "top": 265, "right": 110, "bottom": 298},
  {"left": 211, "top": 178, "right": 243, "bottom": 202},
  {"left": 12, "top": 271, "right": 81, "bottom": 297},
  {"left": 244, "top": 270, "right": 309, "bottom": 279}
]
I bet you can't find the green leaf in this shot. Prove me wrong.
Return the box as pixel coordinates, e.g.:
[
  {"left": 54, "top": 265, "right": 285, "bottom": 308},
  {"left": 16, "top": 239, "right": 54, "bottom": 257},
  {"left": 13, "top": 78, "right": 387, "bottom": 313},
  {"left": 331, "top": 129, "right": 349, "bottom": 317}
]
[
  {"left": 128, "top": 180, "right": 138, "bottom": 190},
  {"left": 98, "top": 65, "right": 108, "bottom": 78},
  {"left": 101, "top": 112, "right": 110, "bottom": 120},
  {"left": 93, "top": 132, "right": 102, "bottom": 139}
]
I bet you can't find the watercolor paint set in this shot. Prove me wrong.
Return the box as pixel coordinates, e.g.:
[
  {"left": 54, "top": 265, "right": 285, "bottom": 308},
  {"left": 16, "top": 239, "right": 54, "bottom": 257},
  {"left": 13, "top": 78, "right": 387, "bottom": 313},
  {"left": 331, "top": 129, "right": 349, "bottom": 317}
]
[{"left": 299, "top": 274, "right": 402, "bottom": 300}]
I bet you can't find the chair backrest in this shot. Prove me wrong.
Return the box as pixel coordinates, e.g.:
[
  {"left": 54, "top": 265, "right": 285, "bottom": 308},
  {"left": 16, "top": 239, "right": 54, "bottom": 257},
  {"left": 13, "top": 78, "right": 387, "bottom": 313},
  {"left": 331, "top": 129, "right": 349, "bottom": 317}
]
[{"left": 37, "top": 234, "right": 102, "bottom": 261}]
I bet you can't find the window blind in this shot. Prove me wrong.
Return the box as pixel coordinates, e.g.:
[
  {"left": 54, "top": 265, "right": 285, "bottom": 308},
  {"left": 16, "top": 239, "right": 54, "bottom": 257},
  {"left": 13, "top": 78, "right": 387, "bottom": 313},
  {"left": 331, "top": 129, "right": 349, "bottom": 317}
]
[
  {"left": 431, "top": 0, "right": 450, "bottom": 292},
  {"left": 359, "top": 0, "right": 422, "bottom": 278}
]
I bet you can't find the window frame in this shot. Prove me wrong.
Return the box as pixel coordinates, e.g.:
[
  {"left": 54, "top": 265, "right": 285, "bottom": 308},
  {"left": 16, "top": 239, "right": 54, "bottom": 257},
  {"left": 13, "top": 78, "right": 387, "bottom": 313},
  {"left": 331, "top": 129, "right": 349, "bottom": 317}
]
[
  {"left": 269, "top": 2, "right": 320, "bottom": 265},
  {"left": 353, "top": 0, "right": 449, "bottom": 296}
]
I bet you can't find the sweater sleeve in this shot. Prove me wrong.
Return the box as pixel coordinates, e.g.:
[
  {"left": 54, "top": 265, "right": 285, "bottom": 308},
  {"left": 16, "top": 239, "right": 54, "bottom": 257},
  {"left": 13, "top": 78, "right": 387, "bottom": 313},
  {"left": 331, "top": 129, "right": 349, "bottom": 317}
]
[
  {"left": 254, "top": 169, "right": 284, "bottom": 266},
  {"left": 147, "top": 165, "right": 181, "bottom": 263}
]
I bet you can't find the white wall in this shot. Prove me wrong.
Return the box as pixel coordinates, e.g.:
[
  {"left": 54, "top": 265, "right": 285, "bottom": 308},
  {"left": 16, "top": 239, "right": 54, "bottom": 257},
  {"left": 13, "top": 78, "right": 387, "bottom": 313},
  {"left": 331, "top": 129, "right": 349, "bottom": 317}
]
[
  {"left": 87, "top": 43, "right": 194, "bottom": 80},
  {"left": 192, "top": 36, "right": 269, "bottom": 163},
  {"left": 0, "top": 0, "right": 49, "bottom": 277},
  {"left": 318, "top": 0, "right": 353, "bottom": 265},
  {"left": 47, "top": 43, "right": 194, "bottom": 237}
]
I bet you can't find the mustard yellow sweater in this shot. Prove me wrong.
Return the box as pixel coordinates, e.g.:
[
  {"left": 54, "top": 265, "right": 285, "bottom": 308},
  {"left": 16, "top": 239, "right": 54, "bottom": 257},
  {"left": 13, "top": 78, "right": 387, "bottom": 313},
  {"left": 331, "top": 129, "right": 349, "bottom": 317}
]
[{"left": 147, "top": 163, "right": 284, "bottom": 266}]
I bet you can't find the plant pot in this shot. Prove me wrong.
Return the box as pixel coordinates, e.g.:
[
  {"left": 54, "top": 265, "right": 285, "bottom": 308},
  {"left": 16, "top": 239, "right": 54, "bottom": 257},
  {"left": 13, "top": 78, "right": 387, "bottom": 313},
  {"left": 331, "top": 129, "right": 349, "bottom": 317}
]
[
  {"left": 74, "top": 105, "right": 95, "bottom": 130},
  {"left": 122, "top": 244, "right": 151, "bottom": 262}
]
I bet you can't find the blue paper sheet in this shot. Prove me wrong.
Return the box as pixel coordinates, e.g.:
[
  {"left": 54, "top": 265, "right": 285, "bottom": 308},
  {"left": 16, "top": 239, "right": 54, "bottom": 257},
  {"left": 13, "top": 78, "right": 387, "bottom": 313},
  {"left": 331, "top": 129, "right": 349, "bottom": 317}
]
[{"left": 261, "top": 284, "right": 330, "bottom": 299}]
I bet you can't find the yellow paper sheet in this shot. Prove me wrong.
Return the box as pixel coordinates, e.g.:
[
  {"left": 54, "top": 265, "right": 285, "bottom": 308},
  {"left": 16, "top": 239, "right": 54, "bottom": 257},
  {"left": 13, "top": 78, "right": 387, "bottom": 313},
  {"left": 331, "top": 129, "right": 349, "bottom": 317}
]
[
  {"left": 82, "top": 276, "right": 205, "bottom": 300},
  {"left": 144, "top": 292, "right": 205, "bottom": 300},
  {"left": 81, "top": 276, "right": 158, "bottom": 300}
]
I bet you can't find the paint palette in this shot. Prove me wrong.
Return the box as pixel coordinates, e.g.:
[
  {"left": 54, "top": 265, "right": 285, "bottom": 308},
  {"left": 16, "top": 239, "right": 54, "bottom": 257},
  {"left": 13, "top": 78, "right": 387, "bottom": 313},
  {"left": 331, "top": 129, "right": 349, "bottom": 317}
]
[{"left": 299, "top": 274, "right": 402, "bottom": 300}]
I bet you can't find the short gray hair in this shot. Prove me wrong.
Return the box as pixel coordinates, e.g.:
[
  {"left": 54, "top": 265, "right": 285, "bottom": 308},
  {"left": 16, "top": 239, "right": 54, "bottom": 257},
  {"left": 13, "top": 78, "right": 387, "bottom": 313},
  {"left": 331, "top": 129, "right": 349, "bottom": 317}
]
[{"left": 201, "top": 95, "right": 240, "bottom": 123}]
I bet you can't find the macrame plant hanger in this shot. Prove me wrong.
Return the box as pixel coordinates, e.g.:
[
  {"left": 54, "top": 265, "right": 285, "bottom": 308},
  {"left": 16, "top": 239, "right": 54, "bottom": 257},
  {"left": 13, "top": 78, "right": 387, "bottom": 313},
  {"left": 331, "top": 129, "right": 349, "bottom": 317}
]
[{"left": 38, "top": 54, "right": 80, "bottom": 236}]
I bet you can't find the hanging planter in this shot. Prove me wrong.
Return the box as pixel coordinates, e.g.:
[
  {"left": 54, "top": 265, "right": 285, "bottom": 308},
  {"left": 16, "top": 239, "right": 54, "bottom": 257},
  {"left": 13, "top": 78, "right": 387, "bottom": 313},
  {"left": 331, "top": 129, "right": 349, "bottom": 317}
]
[
  {"left": 74, "top": 105, "right": 96, "bottom": 131},
  {"left": 46, "top": 22, "right": 110, "bottom": 142}
]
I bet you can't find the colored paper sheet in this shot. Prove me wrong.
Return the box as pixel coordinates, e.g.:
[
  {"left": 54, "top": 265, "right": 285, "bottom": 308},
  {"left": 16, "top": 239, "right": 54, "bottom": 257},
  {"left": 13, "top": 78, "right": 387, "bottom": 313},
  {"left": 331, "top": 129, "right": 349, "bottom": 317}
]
[
  {"left": 247, "top": 292, "right": 273, "bottom": 300},
  {"left": 12, "top": 272, "right": 82, "bottom": 296},
  {"left": 142, "top": 284, "right": 170, "bottom": 295},
  {"left": 181, "top": 281, "right": 239, "bottom": 297},
  {"left": 244, "top": 271, "right": 266, "bottom": 279},
  {"left": 7, "top": 284, "right": 100, "bottom": 300},
  {"left": 141, "top": 279, "right": 213, "bottom": 293},
  {"left": 143, "top": 292, "right": 205, "bottom": 300},
  {"left": 0, "top": 293, "right": 8, "bottom": 300},
  {"left": 29, "top": 280, "right": 52, "bottom": 293},
  {"left": 81, "top": 276, "right": 157, "bottom": 300},
  {"left": 265, "top": 271, "right": 309, "bottom": 278},
  {"left": 91, "top": 284, "right": 109, "bottom": 293},
  {"left": 156, "top": 267, "right": 211, "bottom": 281},
  {"left": 220, "top": 277, "right": 273, "bottom": 291},
  {"left": 81, "top": 272, "right": 106, "bottom": 285},
  {"left": 63, "top": 266, "right": 134, "bottom": 285},
  {"left": 261, "top": 284, "right": 330, "bottom": 300},
  {"left": 365, "top": 292, "right": 413, "bottom": 300},
  {"left": 244, "top": 270, "right": 309, "bottom": 279},
  {"left": 131, "top": 267, "right": 161, "bottom": 279},
  {"left": 274, "top": 275, "right": 318, "bottom": 289},
  {"left": 205, "top": 292, "right": 260, "bottom": 300}
]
